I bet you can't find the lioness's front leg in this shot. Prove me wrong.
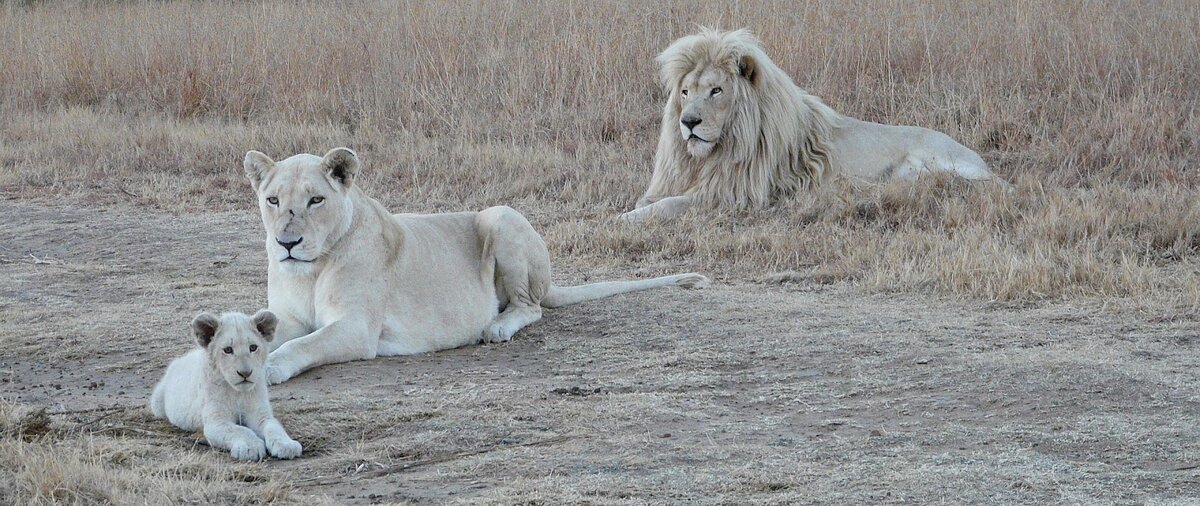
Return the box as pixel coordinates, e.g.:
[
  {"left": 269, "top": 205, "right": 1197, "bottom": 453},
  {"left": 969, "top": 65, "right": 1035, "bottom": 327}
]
[
  {"left": 619, "top": 195, "right": 693, "bottom": 224},
  {"left": 266, "top": 310, "right": 311, "bottom": 351},
  {"left": 265, "top": 317, "right": 377, "bottom": 384}
]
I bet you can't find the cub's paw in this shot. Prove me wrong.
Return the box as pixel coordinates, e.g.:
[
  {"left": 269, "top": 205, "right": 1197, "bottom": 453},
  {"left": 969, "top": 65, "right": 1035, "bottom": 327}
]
[
  {"left": 268, "top": 437, "right": 303, "bottom": 460},
  {"left": 230, "top": 438, "right": 268, "bottom": 461},
  {"left": 674, "top": 273, "right": 710, "bottom": 289}
]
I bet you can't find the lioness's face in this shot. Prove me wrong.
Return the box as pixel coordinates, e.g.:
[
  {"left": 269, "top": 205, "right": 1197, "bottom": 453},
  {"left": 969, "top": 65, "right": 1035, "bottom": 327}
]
[
  {"left": 677, "top": 67, "right": 736, "bottom": 158},
  {"left": 193, "top": 310, "right": 276, "bottom": 392},
  {"left": 243, "top": 148, "right": 360, "bottom": 275}
]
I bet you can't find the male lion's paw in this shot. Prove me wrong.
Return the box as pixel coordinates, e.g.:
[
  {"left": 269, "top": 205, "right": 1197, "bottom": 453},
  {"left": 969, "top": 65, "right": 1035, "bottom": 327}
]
[
  {"left": 230, "top": 438, "right": 268, "bottom": 461},
  {"left": 267, "top": 437, "right": 303, "bottom": 460},
  {"left": 617, "top": 209, "right": 649, "bottom": 224},
  {"left": 675, "top": 273, "right": 710, "bottom": 289}
]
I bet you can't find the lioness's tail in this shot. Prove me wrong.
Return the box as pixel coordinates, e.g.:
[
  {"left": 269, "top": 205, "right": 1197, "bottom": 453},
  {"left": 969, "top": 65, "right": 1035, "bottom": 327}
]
[{"left": 540, "top": 273, "right": 709, "bottom": 308}]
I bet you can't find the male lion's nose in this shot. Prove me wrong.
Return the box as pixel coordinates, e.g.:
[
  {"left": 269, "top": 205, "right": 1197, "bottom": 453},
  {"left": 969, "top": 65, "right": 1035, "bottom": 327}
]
[
  {"left": 237, "top": 370, "right": 252, "bottom": 379},
  {"left": 276, "top": 237, "right": 303, "bottom": 251},
  {"left": 681, "top": 115, "right": 702, "bottom": 130}
]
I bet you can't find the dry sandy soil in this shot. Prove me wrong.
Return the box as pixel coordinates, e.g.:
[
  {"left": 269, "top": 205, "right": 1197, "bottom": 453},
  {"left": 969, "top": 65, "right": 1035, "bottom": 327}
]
[{"left": 2, "top": 198, "right": 1199, "bottom": 504}]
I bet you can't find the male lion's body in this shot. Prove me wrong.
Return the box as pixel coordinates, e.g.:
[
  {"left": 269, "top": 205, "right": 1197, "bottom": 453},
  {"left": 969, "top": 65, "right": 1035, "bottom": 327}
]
[
  {"left": 247, "top": 149, "right": 707, "bottom": 384},
  {"left": 622, "top": 28, "right": 1003, "bottom": 223}
]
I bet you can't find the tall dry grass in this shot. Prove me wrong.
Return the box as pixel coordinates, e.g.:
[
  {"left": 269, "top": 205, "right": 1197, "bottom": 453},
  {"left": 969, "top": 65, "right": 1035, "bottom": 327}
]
[{"left": 1, "top": 0, "right": 1198, "bottom": 305}]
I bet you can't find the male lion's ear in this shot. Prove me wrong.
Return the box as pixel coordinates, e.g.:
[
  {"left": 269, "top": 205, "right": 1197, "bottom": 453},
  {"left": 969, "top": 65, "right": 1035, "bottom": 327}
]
[
  {"left": 244, "top": 151, "right": 275, "bottom": 191},
  {"left": 738, "top": 53, "right": 757, "bottom": 84},
  {"left": 322, "top": 147, "right": 360, "bottom": 188},
  {"left": 251, "top": 310, "right": 278, "bottom": 342},
  {"left": 192, "top": 313, "right": 220, "bottom": 348}
]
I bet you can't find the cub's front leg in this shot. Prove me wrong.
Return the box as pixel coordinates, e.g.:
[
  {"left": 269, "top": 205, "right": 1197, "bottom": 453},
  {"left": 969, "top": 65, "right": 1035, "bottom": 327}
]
[
  {"left": 244, "top": 406, "right": 302, "bottom": 459},
  {"left": 265, "top": 315, "right": 377, "bottom": 384},
  {"left": 204, "top": 420, "right": 267, "bottom": 461}
]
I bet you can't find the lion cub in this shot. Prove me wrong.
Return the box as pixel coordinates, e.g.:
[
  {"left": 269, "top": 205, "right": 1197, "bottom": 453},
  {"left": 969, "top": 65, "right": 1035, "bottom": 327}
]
[{"left": 149, "top": 310, "right": 302, "bottom": 461}]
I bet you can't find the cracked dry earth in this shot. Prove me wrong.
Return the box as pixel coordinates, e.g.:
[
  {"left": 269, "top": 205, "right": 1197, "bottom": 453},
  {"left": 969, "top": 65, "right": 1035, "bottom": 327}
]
[{"left": 1, "top": 198, "right": 1199, "bottom": 504}]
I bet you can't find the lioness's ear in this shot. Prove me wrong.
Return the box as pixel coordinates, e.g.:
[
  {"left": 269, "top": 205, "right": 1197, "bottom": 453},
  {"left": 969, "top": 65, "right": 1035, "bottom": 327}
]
[
  {"left": 322, "top": 147, "right": 359, "bottom": 188},
  {"left": 251, "top": 309, "right": 278, "bottom": 342},
  {"left": 244, "top": 151, "right": 275, "bottom": 192},
  {"left": 738, "top": 53, "right": 757, "bottom": 84},
  {"left": 192, "top": 312, "right": 220, "bottom": 348}
]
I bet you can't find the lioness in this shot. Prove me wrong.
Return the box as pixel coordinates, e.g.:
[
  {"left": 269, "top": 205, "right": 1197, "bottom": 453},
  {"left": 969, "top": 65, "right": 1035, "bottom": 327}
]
[{"left": 245, "top": 148, "right": 708, "bottom": 384}]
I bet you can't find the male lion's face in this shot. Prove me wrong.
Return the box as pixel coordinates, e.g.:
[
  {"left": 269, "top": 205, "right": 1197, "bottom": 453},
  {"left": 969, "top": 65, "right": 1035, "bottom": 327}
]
[
  {"left": 193, "top": 311, "right": 276, "bottom": 392},
  {"left": 677, "top": 67, "right": 736, "bottom": 158},
  {"left": 243, "top": 148, "right": 360, "bottom": 275}
]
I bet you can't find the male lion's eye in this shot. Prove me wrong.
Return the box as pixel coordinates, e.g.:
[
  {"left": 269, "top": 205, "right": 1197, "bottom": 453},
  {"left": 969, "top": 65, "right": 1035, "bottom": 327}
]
[
  {"left": 712, "top": 87, "right": 722, "bottom": 96},
  {"left": 249, "top": 344, "right": 258, "bottom": 352},
  {"left": 222, "top": 347, "right": 233, "bottom": 354},
  {"left": 681, "top": 89, "right": 689, "bottom": 97},
  {"left": 309, "top": 196, "right": 324, "bottom": 206},
  {"left": 266, "top": 197, "right": 278, "bottom": 206}
]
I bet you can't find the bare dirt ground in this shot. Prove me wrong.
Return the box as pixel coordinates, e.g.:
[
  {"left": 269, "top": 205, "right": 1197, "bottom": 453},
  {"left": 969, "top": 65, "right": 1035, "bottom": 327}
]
[{"left": 2, "top": 198, "right": 1199, "bottom": 504}]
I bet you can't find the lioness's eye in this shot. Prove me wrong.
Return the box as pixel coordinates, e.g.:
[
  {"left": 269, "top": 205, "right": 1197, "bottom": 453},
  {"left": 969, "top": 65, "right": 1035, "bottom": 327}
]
[
  {"left": 266, "top": 197, "right": 279, "bottom": 206},
  {"left": 249, "top": 344, "right": 258, "bottom": 352},
  {"left": 712, "top": 87, "right": 722, "bottom": 96},
  {"left": 309, "top": 196, "right": 324, "bottom": 206},
  {"left": 681, "top": 89, "right": 689, "bottom": 97},
  {"left": 222, "top": 346, "right": 233, "bottom": 354}
]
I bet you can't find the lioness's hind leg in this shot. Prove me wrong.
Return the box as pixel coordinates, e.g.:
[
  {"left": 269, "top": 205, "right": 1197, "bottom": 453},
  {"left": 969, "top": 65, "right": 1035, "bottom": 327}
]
[
  {"left": 476, "top": 206, "right": 553, "bottom": 343},
  {"left": 483, "top": 306, "right": 543, "bottom": 343}
]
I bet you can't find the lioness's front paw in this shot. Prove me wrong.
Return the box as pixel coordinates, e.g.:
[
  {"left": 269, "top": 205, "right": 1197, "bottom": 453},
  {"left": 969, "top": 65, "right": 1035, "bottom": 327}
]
[
  {"left": 264, "top": 358, "right": 295, "bottom": 385},
  {"left": 482, "top": 323, "right": 514, "bottom": 344},
  {"left": 675, "top": 273, "right": 710, "bottom": 289},
  {"left": 268, "top": 437, "right": 303, "bottom": 459},
  {"left": 230, "top": 438, "right": 268, "bottom": 461}
]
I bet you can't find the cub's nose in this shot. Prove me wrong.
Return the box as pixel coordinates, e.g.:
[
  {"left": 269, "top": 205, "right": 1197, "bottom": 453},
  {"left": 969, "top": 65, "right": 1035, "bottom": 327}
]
[
  {"left": 276, "top": 237, "right": 303, "bottom": 251},
  {"left": 680, "top": 115, "right": 702, "bottom": 130},
  {"left": 237, "top": 370, "right": 252, "bottom": 380}
]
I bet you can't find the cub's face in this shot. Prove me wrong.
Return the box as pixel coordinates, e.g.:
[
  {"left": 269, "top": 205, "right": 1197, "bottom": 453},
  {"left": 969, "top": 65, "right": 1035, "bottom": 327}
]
[
  {"left": 676, "top": 67, "right": 737, "bottom": 158},
  {"left": 192, "top": 310, "right": 277, "bottom": 391},
  {"left": 243, "top": 148, "right": 361, "bottom": 275}
]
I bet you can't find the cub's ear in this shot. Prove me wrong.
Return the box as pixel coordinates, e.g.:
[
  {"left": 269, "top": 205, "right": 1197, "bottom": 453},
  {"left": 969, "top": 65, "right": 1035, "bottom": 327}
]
[
  {"left": 251, "top": 309, "right": 278, "bottom": 342},
  {"left": 244, "top": 151, "right": 275, "bottom": 192},
  {"left": 322, "top": 147, "right": 360, "bottom": 188},
  {"left": 192, "top": 313, "right": 220, "bottom": 348},
  {"left": 737, "top": 53, "right": 757, "bottom": 84}
]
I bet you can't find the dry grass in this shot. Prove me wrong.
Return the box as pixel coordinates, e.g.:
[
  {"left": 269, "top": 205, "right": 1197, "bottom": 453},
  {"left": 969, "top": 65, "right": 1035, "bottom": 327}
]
[{"left": 1, "top": 1, "right": 1199, "bottom": 305}]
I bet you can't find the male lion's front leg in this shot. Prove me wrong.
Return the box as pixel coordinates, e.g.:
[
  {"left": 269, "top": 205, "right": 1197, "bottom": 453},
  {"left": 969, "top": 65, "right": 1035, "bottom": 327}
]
[
  {"left": 618, "top": 195, "right": 693, "bottom": 224},
  {"left": 265, "top": 317, "right": 376, "bottom": 384}
]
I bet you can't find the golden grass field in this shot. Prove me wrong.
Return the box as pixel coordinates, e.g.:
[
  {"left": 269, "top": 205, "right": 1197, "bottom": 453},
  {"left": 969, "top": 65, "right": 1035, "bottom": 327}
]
[{"left": 2, "top": 0, "right": 1200, "bottom": 504}]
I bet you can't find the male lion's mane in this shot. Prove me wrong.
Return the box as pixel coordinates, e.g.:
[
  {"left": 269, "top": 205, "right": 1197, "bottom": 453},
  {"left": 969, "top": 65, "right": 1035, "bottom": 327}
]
[{"left": 642, "top": 28, "right": 841, "bottom": 210}]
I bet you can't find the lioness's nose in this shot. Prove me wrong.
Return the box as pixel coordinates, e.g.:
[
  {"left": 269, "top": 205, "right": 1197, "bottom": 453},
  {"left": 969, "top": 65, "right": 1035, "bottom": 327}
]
[
  {"left": 681, "top": 115, "right": 702, "bottom": 130},
  {"left": 277, "top": 237, "right": 303, "bottom": 251},
  {"left": 237, "top": 370, "right": 252, "bottom": 379}
]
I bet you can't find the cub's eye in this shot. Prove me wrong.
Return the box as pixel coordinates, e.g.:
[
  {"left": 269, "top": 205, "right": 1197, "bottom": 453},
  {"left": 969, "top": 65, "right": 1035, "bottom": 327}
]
[
  {"left": 249, "top": 344, "right": 258, "bottom": 352},
  {"left": 681, "top": 89, "right": 689, "bottom": 97},
  {"left": 309, "top": 196, "right": 324, "bottom": 206},
  {"left": 711, "top": 87, "right": 722, "bottom": 96},
  {"left": 222, "top": 347, "right": 233, "bottom": 354},
  {"left": 266, "top": 197, "right": 279, "bottom": 206}
]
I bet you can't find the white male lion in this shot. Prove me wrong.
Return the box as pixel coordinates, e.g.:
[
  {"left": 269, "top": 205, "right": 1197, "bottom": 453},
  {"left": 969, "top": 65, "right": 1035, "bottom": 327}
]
[
  {"left": 621, "top": 28, "right": 1005, "bottom": 223},
  {"left": 150, "top": 310, "right": 302, "bottom": 461},
  {"left": 244, "top": 147, "right": 708, "bottom": 384}
]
